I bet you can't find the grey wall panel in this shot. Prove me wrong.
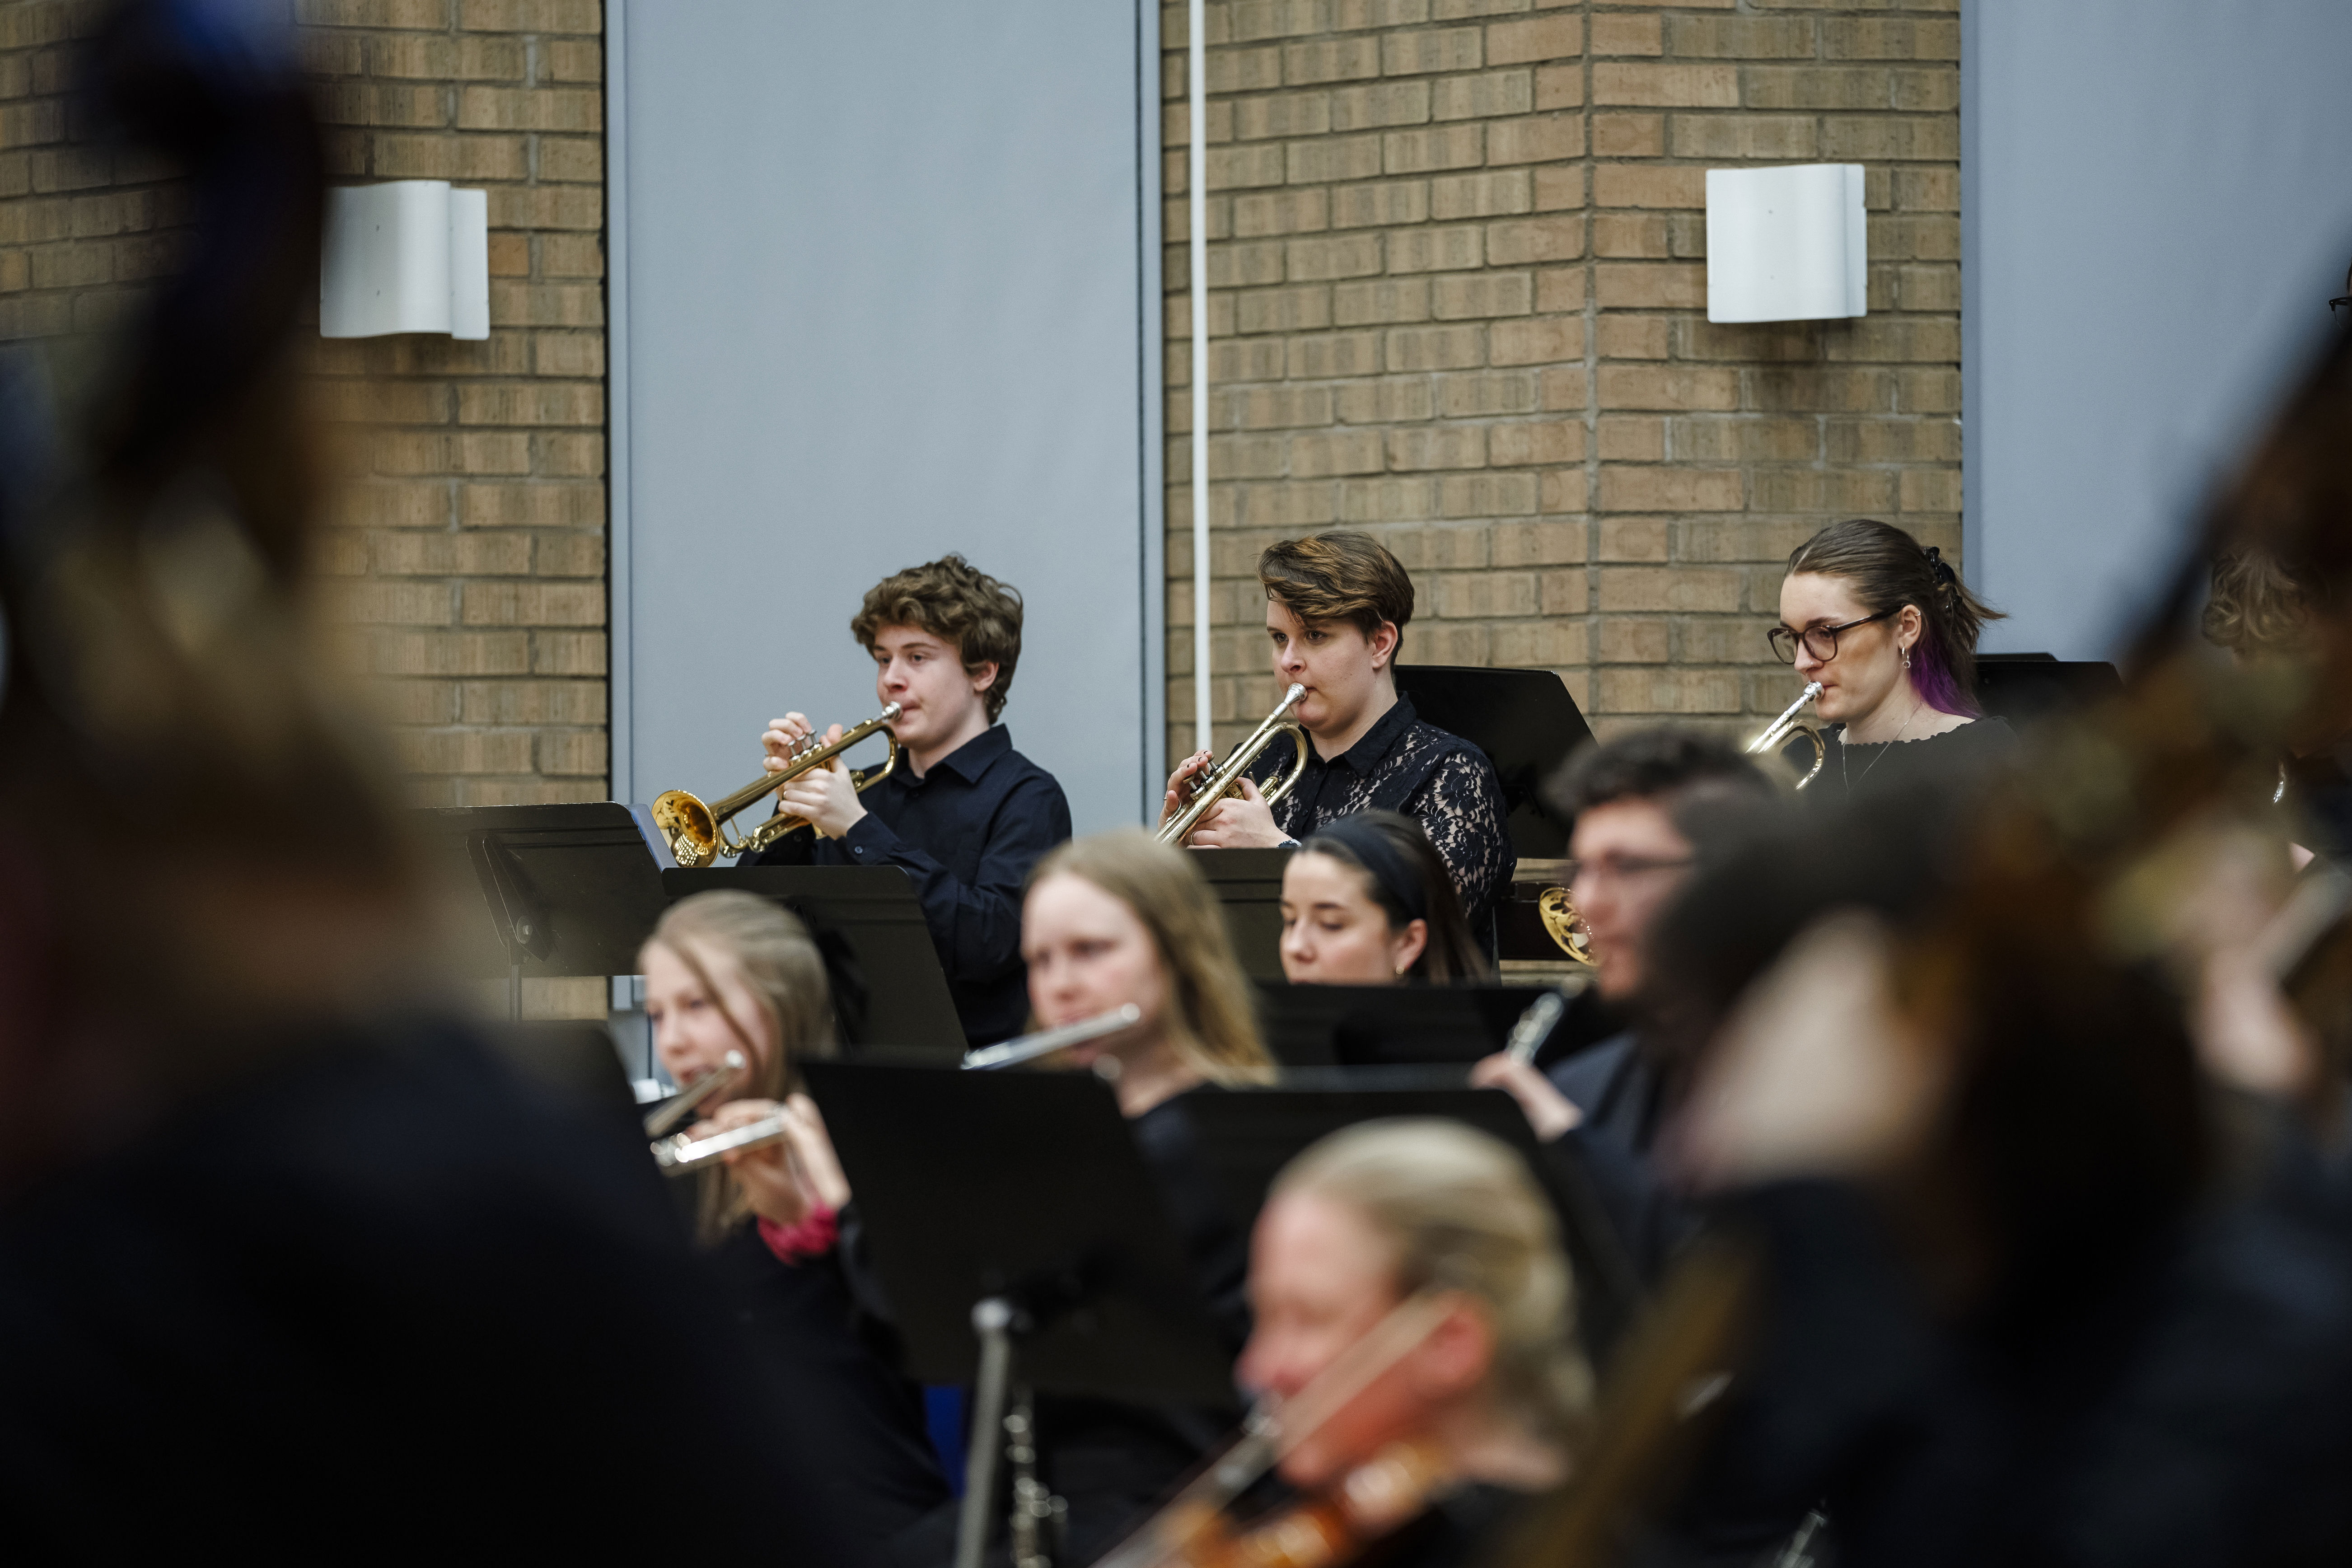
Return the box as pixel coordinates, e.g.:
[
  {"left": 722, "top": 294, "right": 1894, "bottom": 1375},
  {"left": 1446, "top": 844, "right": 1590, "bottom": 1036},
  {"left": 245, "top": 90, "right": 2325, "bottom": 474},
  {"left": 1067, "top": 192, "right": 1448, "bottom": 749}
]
[
  {"left": 1965, "top": 0, "right": 2352, "bottom": 659},
  {"left": 616, "top": 1, "right": 1157, "bottom": 834}
]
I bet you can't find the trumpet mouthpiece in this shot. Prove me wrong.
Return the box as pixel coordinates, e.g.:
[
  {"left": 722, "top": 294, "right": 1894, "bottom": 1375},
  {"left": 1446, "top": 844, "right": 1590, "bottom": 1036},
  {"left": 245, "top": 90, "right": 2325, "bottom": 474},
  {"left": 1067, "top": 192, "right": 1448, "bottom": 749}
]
[
  {"left": 880, "top": 702, "right": 903, "bottom": 720},
  {"left": 1802, "top": 681, "right": 1823, "bottom": 701},
  {"left": 1282, "top": 683, "right": 1305, "bottom": 705}
]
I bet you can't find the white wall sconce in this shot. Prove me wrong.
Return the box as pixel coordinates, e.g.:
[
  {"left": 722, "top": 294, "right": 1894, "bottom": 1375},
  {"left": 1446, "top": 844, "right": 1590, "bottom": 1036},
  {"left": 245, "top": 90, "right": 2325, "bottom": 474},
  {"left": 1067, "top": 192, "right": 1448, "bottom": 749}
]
[
  {"left": 1705, "top": 164, "right": 1867, "bottom": 324},
  {"left": 320, "top": 180, "right": 490, "bottom": 340}
]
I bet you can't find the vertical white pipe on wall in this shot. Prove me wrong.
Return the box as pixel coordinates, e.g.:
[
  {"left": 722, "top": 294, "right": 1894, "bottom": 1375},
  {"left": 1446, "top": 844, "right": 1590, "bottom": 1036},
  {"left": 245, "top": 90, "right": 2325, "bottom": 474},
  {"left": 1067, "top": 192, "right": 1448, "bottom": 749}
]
[{"left": 1188, "top": 0, "right": 1211, "bottom": 753}]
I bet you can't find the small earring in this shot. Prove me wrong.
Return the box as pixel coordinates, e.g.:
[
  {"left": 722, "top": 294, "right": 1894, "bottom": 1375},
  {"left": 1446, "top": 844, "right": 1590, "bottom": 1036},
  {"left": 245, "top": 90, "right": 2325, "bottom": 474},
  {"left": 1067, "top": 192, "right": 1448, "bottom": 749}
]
[{"left": 1902, "top": 648, "right": 1912, "bottom": 669}]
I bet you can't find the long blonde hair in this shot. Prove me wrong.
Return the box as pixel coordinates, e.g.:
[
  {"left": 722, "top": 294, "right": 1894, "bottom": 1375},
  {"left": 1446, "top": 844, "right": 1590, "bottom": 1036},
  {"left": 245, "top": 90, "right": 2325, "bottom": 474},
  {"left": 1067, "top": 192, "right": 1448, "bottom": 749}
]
[
  {"left": 1029, "top": 829, "right": 1274, "bottom": 1086},
  {"left": 641, "top": 891, "right": 837, "bottom": 1241},
  {"left": 1274, "top": 1119, "right": 1594, "bottom": 1447}
]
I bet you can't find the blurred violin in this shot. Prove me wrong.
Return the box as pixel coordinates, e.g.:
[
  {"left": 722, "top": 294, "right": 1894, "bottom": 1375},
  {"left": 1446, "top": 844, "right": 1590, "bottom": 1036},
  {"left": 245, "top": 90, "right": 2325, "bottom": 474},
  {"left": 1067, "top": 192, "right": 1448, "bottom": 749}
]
[
  {"left": 1139, "top": 1439, "right": 1448, "bottom": 1568},
  {"left": 1092, "top": 1296, "right": 1451, "bottom": 1568}
]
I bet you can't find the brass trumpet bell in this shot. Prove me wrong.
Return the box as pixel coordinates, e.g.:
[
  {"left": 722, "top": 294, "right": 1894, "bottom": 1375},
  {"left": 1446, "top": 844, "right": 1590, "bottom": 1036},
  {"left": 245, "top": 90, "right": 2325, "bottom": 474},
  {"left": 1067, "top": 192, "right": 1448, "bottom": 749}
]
[
  {"left": 1747, "top": 681, "right": 1826, "bottom": 791},
  {"left": 1156, "top": 683, "right": 1314, "bottom": 846},
  {"left": 653, "top": 703, "right": 903, "bottom": 868}
]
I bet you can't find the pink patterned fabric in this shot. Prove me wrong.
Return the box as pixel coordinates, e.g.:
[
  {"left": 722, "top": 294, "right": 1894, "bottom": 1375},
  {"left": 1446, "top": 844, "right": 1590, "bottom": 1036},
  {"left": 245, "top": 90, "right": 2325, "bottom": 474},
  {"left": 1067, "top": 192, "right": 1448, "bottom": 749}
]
[{"left": 756, "top": 1203, "right": 840, "bottom": 1264}]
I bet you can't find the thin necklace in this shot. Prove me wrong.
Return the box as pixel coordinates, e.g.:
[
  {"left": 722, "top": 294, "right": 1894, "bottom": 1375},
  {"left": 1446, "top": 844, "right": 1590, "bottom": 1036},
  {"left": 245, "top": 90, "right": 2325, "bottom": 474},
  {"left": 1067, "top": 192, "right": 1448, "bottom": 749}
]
[{"left": 1841, "top": 696, "right": 1923, "bottom": 793}]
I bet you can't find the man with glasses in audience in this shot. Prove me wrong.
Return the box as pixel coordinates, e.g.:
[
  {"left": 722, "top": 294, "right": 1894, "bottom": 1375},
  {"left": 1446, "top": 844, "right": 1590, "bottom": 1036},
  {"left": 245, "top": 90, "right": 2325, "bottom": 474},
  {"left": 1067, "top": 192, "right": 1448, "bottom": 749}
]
[{"left": 1473, "top": 729, "right": 1779, "bottom": 1281}]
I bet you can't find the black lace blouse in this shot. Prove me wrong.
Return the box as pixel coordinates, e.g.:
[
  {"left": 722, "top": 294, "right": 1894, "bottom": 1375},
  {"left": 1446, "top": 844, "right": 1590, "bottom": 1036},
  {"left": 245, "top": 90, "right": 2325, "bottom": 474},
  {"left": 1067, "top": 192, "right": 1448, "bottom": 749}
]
[{"left": 1247, "top": 694, "right": 1515, "bottom": 935}]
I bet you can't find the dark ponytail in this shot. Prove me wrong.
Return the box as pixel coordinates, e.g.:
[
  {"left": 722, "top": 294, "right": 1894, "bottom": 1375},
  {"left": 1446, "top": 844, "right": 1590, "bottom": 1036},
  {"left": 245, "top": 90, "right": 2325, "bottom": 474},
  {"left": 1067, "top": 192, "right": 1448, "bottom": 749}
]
[{"left": 1786, "top": 519, "right": 2005, "bottom": 716}]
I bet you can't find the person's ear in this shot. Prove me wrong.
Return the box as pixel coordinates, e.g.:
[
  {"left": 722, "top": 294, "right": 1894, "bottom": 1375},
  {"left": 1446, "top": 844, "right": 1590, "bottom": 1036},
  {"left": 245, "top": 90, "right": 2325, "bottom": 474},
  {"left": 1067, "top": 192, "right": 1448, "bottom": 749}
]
[
  {"left": 1369, "top": 620, "right": 1399, "bottom": 669},
  {"left": 1409, "top": 1298, "right": 1494, "bottom": 1401},
  {"left": 968, "top": 660, "right": 999, "bottom": 696},
  {"left": 1390, "top": 917, "right": 1429, "bottom": 978}
]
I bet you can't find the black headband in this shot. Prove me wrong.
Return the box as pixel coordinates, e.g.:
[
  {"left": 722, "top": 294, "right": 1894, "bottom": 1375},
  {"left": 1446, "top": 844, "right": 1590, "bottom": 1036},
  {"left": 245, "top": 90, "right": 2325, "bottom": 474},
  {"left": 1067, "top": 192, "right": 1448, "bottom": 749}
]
[{"left": 1302, "top": 814, "right": 1430, "bottom": 925}]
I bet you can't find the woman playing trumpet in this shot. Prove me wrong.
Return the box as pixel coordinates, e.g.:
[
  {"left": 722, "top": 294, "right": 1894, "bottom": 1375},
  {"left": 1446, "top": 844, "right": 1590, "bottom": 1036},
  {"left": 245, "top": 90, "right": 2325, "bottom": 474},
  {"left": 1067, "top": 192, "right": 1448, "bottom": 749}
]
[
  {"left": 641, "top": 891, "right": 951, "bottom": 1539},
  {"left": 1162, "top": 532, "right": 1514, "bottom": 947},
  {"left": 1770, "top": 519, "right": 2013, "bottom": 810}
]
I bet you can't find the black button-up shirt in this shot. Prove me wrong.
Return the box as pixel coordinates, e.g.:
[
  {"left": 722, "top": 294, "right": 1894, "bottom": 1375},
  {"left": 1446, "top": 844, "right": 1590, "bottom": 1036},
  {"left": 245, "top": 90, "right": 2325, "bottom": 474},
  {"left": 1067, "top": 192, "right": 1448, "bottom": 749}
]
[
  {"left": 1248, "top": 694, "right": 1515, "bottom": 939},
  {"left": 753, "top": 725, "right": 1070, "bottom": 1046}
]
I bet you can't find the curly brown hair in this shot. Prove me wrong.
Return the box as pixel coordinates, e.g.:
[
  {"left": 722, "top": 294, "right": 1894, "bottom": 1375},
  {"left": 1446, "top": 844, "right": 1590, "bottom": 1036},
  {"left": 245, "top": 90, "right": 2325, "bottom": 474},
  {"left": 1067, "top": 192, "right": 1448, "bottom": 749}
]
[
  {"left": 849, "top": 555, "right": 1024, "bottom": 721},
  {"left": 1258, "top": 531, "right": 1416, "bottom": 659},
  {"left": 2202, "top": 549, "right": 2316, "bottom": 656}
]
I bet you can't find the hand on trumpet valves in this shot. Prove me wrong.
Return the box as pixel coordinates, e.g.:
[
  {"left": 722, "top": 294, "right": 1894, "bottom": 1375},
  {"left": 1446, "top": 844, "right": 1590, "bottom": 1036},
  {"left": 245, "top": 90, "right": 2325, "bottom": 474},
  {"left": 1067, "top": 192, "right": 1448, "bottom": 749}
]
[
  {"left": 1174, "top": 773, "right": 1289, "bottom": 849},
  {"left": 762, "top": 713, "right": 866, "bottom": 840},
  {"left": 1160, "top": 749, "right": 1217, "bottom": 824},
  {"left": 691, "top": 1092, "right": 853, "bottom": 1228}
]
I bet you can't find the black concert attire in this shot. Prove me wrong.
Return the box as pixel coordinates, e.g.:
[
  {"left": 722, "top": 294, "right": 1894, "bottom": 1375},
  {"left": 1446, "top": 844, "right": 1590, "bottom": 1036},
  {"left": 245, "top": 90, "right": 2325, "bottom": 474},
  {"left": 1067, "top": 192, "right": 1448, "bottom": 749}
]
[
  {"left": 707, "top": 1221, "right": 952, "bottom": 1540},
  {"left": 1792, "top": 716, "right": 2018, "bottom": 815},
  {"left": 1546, "top": 1031, "right": 1692, "bottom": 1287},
  {"left": 1249, "top": 695, "right": 1515, "bottom": 943},
  {"left": 1668, "top": 1143, "right": 2352, "bottom": 1568},
  {"left": 753, "top": 724, "right": 1071, "bottom": 1046},
  {"left": 0, "top": 1023, "right": 881, "bottom": 1562},
  {"left": 1350, "top": 1483, "right": 1540, "bottom": 1568}
]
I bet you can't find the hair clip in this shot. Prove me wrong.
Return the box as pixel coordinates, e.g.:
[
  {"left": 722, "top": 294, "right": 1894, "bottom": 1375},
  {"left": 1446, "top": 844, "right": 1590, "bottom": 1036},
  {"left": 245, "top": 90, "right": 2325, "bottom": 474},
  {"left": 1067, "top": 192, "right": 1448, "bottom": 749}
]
[{"left": 1922, "top": 544, "right": 1958, "bottom": 588}]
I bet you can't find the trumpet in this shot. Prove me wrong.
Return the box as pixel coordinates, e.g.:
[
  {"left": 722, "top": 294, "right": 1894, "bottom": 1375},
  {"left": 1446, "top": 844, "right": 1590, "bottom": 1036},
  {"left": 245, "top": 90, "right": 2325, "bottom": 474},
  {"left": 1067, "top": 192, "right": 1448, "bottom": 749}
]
[
  {"left": 1156, "top": 683, "right": 1313, "bottom": 846},
  {"left": 651, "top": 703, "right": 903, "bottom": 868},
  {"left": 641, "top": 1049, "right": 745, "bottom": 1136},
  {"left": 1747, "top": 681, "right": 1825, "bottom": 790}
]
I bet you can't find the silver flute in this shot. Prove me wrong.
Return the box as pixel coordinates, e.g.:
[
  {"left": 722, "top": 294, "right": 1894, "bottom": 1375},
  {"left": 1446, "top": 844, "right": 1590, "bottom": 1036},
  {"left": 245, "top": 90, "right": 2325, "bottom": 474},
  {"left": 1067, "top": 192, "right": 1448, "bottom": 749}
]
[
  {"left": 641, "top": 1049, "right": 746, "bottom": 1136},
  {"left": 652, "top": 1108, "right": 795, "bottom": 1177},
  {"left": 958, "top": 1004, "right": 1143, "bottom": 1071},
  {"left": 649, "top": 1007, "right": 1146, "bottom": 1179}
]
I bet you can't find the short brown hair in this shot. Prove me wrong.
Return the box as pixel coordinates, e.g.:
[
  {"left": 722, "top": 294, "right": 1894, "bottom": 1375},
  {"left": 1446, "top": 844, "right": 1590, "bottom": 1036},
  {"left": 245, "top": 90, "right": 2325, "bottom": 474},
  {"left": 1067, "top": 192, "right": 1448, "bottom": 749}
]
[
  {"left": 850, "top": 555, "right": 1024, "bottom": 721},
  {"left": 1258, "top": 531, "right": 1415, "bottom": 659}
]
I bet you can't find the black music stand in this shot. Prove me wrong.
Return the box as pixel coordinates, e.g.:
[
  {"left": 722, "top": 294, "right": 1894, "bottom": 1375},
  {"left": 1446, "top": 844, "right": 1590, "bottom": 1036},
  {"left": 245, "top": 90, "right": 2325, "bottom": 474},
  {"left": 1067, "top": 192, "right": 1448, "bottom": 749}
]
[
  {"left": 1254, "top": 979, "right": 1560, "bottom": 1067},
  {"left": 804, "top": 1061, "right": 1239, "bottom": 1564},
  {"left": 1974, "top": 652, "right": 2123, "bottom": 725},
  {"left": 1188, "top": 847, "right": 1295, "bottom": 982},
  {"left": 418, "top": 803, "right": 673, "bottom": 1021},
  {"left": 484, "top": 1019, "right": 641, "bottom": 1122},
  {"left": 666, "top": 867, "right": 965, "bottom": 1057},
  {"left": 1178, "top": 1082, "right": 1642, "bottom": 1362},
  {"left": 1396, "top": 665, "right": 1593, "bottom": 858}
]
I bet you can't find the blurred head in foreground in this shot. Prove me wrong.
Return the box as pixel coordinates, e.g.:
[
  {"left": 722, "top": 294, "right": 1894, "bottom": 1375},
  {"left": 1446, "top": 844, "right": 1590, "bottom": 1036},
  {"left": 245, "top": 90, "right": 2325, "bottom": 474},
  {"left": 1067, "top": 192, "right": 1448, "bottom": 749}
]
[{"left": 1239, "top": 1119, "right": 1591, "bottom": 1494}]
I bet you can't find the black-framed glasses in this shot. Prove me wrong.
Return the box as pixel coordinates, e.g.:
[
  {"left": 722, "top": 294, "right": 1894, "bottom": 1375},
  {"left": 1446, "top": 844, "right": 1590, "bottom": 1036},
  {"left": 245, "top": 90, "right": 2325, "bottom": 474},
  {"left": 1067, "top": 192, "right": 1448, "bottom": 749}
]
[
  {"left": 1767, "top": 605, "right": 1898, "bottom": 665},
  {"left": 1568, "top": 854, "right": 1695, "bottom": 888}
]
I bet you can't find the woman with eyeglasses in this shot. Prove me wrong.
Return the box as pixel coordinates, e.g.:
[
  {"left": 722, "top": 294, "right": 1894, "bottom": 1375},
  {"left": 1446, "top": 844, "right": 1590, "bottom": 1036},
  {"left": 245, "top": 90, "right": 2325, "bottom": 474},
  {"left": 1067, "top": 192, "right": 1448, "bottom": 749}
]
[{"left": 1769, "top": 518, "right": 2014, "bottom": 808}]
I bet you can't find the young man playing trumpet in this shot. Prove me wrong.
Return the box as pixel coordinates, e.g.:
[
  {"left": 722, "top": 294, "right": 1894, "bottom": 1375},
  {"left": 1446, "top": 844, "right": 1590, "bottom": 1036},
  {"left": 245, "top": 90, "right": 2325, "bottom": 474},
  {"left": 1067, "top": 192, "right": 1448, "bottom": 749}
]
[
  {"left": 1163, "top": 530, "right": 1514, "bottom": 942},
  {"left": 753, "top": 555, "right": 1071, "bottom": 1046}
]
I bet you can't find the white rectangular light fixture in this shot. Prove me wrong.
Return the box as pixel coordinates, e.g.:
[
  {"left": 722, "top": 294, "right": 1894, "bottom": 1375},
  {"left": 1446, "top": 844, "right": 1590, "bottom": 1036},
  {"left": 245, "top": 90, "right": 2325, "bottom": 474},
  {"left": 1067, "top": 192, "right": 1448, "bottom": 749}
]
[
  {"left": 320, "top": 180, "right": 490, "bottom": 340},
  {"left": 1704, "top": 163, "right": 1866, "bottom": 324}
]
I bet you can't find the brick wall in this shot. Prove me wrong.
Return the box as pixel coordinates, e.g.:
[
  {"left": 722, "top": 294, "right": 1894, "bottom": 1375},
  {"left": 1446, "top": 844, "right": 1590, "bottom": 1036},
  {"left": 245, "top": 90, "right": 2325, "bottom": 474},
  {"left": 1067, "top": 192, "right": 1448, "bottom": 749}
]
[
  {"left": 1161, "top": 0, "right": 1960, "bottom": 753},
  {"left": 0, "top": 0, "right": 609, "bottom": 809}
]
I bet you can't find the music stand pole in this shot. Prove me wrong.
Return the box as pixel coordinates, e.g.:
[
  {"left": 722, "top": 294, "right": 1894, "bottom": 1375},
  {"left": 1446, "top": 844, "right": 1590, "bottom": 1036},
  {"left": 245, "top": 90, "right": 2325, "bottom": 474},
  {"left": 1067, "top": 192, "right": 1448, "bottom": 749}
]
[{"left": 955, "top": 1296, "right": 1017, "bottom": 1568}]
